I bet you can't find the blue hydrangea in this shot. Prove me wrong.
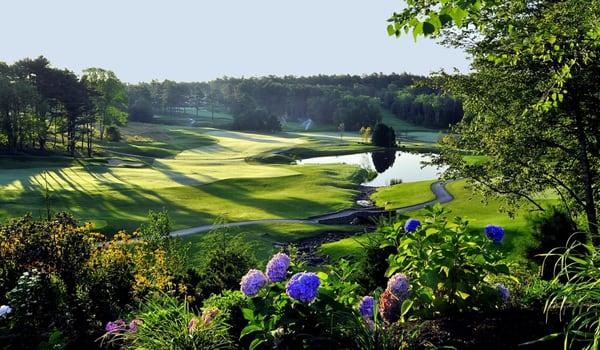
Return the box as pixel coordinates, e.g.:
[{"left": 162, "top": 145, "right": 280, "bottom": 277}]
[
  {"left": 485, "top": 225, "right": 505, "bottom": 242},
  {"left": 266, "top": 252, "right": 290, "bottom": 282},
  {"left": 387, "top": 273, "right": 410, "bottom": 299},
  {"left": 497, "top": 284, "right": 510, "bottom": 302},
  {"left": 286, "top": 272, "right": 320, "bottom": 303},
  {"left": 240, "top": 269, "right": 268, "bottom": 296},
  {"left": 404, "top": 219, "right": 421, "bottom": 233},
  {"left": 358, "top": 296, "right": 375, "bottom": 319}
]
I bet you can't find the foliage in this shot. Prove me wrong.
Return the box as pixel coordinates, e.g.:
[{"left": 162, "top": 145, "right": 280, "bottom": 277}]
[
  {"left": 383, "top": 205, "right": 512, "bottom": 317},
  {"left": 545, "top": 239, "right": 600, "bottom": 349},
  {"left": 390, "top": 0, "right": 600, "bottom": 236},
  {"left": 105, "top": 125, "right": 121, "bottom": 142},
  {"left": 334, "top": 95, "right": 382, "bottom": 131},
  {"left": 527, "top": 206, "right": 586, "bottom": 279},
  {"left": 240, "top": 257, "right": 362, "bottom": 349},
  {"left": 100, "top": 293, "right": 233, "bottom": 350},
  {"left": 360, "top": 126, "right": 373, "bottom": 143},
  {"left": 203, "top": 290, "right": 249, "bottom": 347},
  {"left": 231, "top": 103, "right": 281, "bottom": 132},
  {"left": 0, "top": 212, "right": 186, "bottom": 347},
  {"left": 185, "top": 227, "right": 257, "bottom": 304},
  {"left": 128, "top": 96, "right": 154, "bottom": 122},
  {"left": 371, "top": 123, "right": 397, "bottom": 148},
  {"left": 350, "top": 229, "right": 397, "bottom": 294}
]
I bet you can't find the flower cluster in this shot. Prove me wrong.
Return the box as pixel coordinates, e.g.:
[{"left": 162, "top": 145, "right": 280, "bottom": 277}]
[
  {"left": 240, "top": 269, "right": 268, "bottom": 296},
  {"left": 404, "top": 218, "right": 421, "bottom": 233},
  {"left": 484, "top": 225, "right": 505, "bottom": 243},
  {"left": 358, "top": 296, "right": 375, "bottom": 319},
  {"left": 286, "top": 272, "right": 321, "bottom": 303},
  {"left": 379, "top": 273, "right": 410, "bottom": 322},
  {"left": 105, "top": 319, "right": 141, "bottom": 333},
  {"left": 497, "top": 284, "right": 510, "bottom": 302},
  {"left": 0, "top": 305, "right": 12, "bottom": 317},
  {"left": 201, "top": 307, "right": 220, "bottom": 325},
  {"left": 266, "top": 253, "right": 291, "bottom": 282}
]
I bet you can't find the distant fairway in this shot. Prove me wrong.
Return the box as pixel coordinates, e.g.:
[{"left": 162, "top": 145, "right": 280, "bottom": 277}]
[{"left": 0, "top": 123, "right": 368, "bottom": 232}]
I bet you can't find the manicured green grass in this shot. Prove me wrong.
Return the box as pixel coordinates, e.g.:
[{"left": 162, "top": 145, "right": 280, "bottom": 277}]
[
  {"left": 381, "top": 110, "right": 446, "bottom": 143},
  {"left": 183, "top": 223, "right": 358, "bottom": 263},
  {"left": 370, "top": 180, "right": 436, "bottom": 210},
  {"left": 320, "top": 179, "right": 559, "bottom": 261}
]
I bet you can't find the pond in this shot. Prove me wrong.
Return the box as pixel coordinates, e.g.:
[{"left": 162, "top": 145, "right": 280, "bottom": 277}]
[{"left": 296, "top": 151, "right": 446, "bottom": 187}]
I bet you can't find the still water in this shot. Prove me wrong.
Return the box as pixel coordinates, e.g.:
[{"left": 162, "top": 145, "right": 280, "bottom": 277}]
[{"left": 296, "top": 151, "right": 446, "bottom": 187}]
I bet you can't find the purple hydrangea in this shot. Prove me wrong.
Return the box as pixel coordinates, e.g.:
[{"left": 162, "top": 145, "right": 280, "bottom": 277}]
[
  {"left": 0, "top": 305, "right": 12, "bottom": 317},
  {"left": 128, "top": 319, "right": 141, "bottom": 333},
  {"left": 485, "top": 225, "right": 505, "bottom": 243},
  {"left": 286, "top": 272, "right": 320, "bottom": 303},
  {"left": 497, "top": 284, "right": 510, "bottom": 302},
  {"left": 404, "top": 219, "right": 421, "bottom": 233},
  {"left": 105, "top": 320, "right": 126, "bottom": 333},
  {"left": 240, "top": 269, "right": 268, "bottom": 296},
  {"left": 358, "top": 296, "right": 375, "bottom": 319},
  {"left": 266, "top": 252, "right": 291, "bottom": 282},
  {"left": 387, "top": 273, "right": 410, "bottom": 299}
]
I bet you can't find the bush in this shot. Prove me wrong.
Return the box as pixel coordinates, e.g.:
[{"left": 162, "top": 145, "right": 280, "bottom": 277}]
[
  {"left": 383, "top": 205, "right": 511, "bottom": 317},
  {"left": 105, "top": 125, "right": 121, "bottom": 142},
  {"left": 203, "top": 290, "right": 249, "bottom": 347},
  {"left": 527, "top": 206, "right": 585, "bottom": 279},
  {"left": 100, "top": 293, "right": 233, "bottom": 349},
  {"left": 545, "top": 240, "right": 600, "bottom": 349},
  {"left": 128, "top": 98, "right": 154, "bottom": 122},
  {"left": 371, "top": 123, "right": 397, "bottom": 148},
  {"left": 185, "top": 228, "right": 257, "bottom": 304}
]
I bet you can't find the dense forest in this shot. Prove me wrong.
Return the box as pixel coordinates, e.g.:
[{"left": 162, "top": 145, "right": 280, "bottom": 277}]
[
  {"left": 128, "top": 74, "right": 463, "bottom": 131},
  {"left": 0, "top": 58, "right": 463, "bottom": 156}
]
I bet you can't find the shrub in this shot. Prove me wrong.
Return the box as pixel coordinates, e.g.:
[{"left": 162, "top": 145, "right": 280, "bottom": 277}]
[
  {"left": 100, "top": 293, "right": 233, "bottom": 349},
  {"left": 185, "top": 228, "right": 257, "bottom": 304},
  {"left": 203, "top": 290, "right": 249, "bottom": 347},
  {"left": 527, "top": 206, "right": 585, "bottom": 279},
  {"left": 128, "top": 98, "right": 154, "bottom": 122},
  {"left": 383, "top": 204, "right": 512, "bottom": 317},
  {"left": 544, "top": 239, "right": 600, "bottom": 350},
  {"left": 105, "top": 125, "right": 121, "bottom": 142},
  {"left": 371, "top": 123, "right": 397, "bottom": 148}
]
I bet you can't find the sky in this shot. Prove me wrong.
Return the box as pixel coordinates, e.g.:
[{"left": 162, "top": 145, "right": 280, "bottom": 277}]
[{"left": 1, "top": 0, "right": 470, "bottom": 83}]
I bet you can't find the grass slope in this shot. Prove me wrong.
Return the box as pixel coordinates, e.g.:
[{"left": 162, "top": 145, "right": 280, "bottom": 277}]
[
  {"left": 370, "top": 180, "right": 437, "bottom": 210},
  {"left": 321, "top": 180, "right": 558, "bottom": 261}
]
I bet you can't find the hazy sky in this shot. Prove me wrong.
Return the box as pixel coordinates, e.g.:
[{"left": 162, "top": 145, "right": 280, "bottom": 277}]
[{"left": 1, "top": 0, "right": 470, "bottom": 83}]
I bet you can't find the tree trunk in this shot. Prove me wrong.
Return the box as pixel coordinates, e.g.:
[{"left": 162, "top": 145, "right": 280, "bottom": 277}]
[{"left": 574, "top": 104, "right": 598, "bottom": 238}]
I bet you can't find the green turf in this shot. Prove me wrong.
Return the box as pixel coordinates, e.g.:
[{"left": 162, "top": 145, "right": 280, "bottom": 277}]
[
  {"left": 370, "top": 180, "right": 436, "bottom": 210},
  {"left": 320, "top": 179, "right": 559, "bottom": 261},
  {"left": 183, "top": 223, "right": 358, "bottom": 263}
]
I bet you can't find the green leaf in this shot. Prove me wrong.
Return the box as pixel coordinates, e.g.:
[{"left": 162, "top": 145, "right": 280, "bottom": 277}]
[
  {"left": 423, "top": 22, "right": 436, "bottom": 35},
  {"left": 250, "top": 338, "right": 267, "bottom": 350},
  {"left": 240, "top": 324, "right": 262, "bottom": 338},
  {"left": 450, "top": 7, "right": 468, "bottom": 27},
  {"left": 241, "top": 308, "right": 254, "bottom": 321},
  {"left": 387, "top": 24, "right": 396, "bottom": 36}
]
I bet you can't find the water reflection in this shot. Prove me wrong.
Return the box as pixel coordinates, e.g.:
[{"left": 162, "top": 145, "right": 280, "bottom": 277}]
[
  {"left": 371, "top": 150, "right": 396, "bottom": 173},
  {"left": 296, "top": 151, "right": 446, "bottom": 187}
]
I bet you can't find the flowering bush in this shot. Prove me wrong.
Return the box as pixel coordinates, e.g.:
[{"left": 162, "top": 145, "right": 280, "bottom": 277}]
[
  {"left": 383, "top": 204, "right": 512, "bottom": 317},
  {"left": 239, "top": 254, "right": 363, "bottom": 349}
]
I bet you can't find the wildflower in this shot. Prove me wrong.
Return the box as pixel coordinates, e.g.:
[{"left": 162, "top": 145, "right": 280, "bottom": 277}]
[
  {"left": 404, "top": 219, "right": 421, "bottom": 232},
  {"left": 358, "top": 296, "right": 375, "bottom": 319},
  {"left": 0, "top": 305, "right": 12, "bottom": 317},
  {"left": 105, "top": 320, "right": 126, "bottom": 333},
  {"left": 202, "top": 307, "right": 220, "bottom": 325},
  {"left": 497, "top": 284, "right": 510, "bottom": 302},
  {"left": 379, "top": 289, "right": 401, "bottom": 323},
  {"left": 286, "top": 272, "right": 320, "bottom": 303},
  {"left": 240, "top": 269, "right": 268, "bottom": 296},
  {"left": 128, "top": 319, "right": 142, "bottom": 333},
  {"left": 266, "top": 252, "right": 291, "bottom": 282},
  {"left": 188, "top": 318, "right": 199, "bottom": 334},
  {"left": 485, "top": 225, "right": 505, "bottom": 243},
  {"left": 387, "top": 273, "right": 410, "bottom": 300}
]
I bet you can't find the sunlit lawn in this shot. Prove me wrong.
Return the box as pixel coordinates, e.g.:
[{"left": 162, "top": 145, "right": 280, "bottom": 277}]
[
  {"left": 370, "top": 180, "right": 436, "bottom": 209},
  {"left": 321, "top": 179, "right": 559, "bottom": 261}
]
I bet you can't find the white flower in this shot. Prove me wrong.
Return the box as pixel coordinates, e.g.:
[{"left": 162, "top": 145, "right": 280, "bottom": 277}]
[{"left": 0, "top": 305, "right": 12, "bottom": 317}]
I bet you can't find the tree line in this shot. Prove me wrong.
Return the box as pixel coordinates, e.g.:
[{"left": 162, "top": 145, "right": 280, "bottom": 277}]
[
  {"left": 128, "top": 73, "right": 464, "bottom": 131},
  {"left": 0, "top": 56, "right": 127, "bottom": 156}
]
